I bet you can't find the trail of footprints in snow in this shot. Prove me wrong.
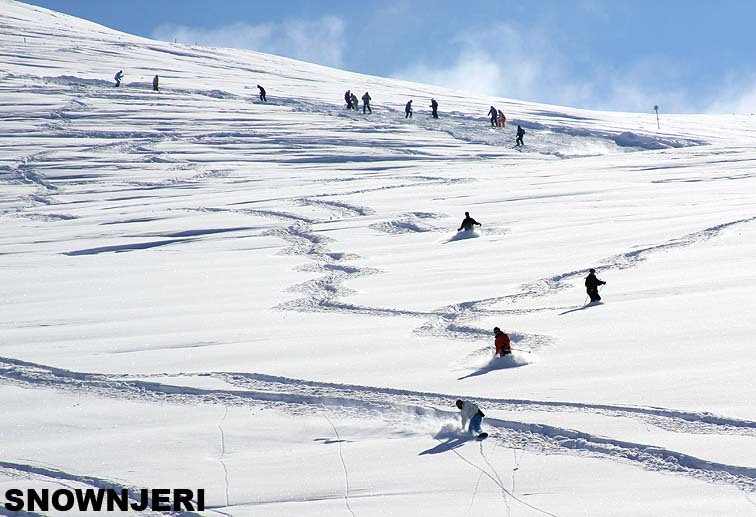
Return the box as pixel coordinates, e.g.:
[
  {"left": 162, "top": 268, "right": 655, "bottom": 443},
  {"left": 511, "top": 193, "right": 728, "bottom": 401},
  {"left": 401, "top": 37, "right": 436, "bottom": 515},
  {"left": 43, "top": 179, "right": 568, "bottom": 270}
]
[{"left": 0, "top": 356, "right": 755, "bottom": 492}]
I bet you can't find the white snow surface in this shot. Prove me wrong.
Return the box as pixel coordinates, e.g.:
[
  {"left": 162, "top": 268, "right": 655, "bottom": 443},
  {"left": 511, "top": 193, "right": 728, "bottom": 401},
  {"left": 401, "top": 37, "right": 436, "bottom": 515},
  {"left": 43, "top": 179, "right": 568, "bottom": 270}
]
[{"left": 1, "top": 1, "right": 755, "bottom": 515}]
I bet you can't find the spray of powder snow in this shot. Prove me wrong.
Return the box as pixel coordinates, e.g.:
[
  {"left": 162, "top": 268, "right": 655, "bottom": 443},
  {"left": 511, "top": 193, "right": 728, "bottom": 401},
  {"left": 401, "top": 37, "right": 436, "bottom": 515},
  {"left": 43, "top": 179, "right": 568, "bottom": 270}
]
[
  {"left": 455, "top": 347, "right": 538, "bottom": 380},
  {"left": 446, "top": 229, "right": 481, "bottom": 242}
]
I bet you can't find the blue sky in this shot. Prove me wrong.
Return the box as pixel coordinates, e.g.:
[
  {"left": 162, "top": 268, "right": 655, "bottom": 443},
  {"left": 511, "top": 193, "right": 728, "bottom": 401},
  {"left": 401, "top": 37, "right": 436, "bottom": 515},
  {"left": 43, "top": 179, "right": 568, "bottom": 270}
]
[{"left": 24, "top": 0, "right": 756, "bottom": 113}]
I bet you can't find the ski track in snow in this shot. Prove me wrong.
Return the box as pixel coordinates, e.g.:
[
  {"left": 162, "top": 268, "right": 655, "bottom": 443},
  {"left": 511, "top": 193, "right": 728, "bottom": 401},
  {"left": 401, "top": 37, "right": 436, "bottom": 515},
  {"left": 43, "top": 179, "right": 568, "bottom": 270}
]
[{"left": 1, "top": 356, "right": 755, "bottom": 493}]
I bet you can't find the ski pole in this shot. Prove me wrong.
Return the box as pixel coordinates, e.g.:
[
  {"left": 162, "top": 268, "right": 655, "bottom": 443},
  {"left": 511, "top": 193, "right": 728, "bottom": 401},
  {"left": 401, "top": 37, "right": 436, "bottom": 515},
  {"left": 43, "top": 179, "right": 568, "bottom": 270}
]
[{"left": 509, "top": 348, "right": 531, "bottom": 354}]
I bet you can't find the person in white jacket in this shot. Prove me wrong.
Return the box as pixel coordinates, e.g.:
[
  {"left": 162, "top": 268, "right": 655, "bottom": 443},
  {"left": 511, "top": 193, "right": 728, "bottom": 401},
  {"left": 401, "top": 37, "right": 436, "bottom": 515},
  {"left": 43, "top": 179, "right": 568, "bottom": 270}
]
[{"left": 455, "top": 399, "right": 485, "bottom": 435}]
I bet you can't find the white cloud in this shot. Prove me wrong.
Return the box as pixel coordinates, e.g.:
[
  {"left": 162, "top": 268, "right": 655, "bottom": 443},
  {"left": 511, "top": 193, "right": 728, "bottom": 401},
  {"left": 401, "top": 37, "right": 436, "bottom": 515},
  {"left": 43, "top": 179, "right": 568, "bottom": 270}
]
[
  {"left": 706, "top": 74, "right": 756, "bottom": 114},
  {"left": 392, "top": 24, "right": 697, "bottom": 113},
  {"left": 152, "top": 16, "right": 346, "bottom": 68}
]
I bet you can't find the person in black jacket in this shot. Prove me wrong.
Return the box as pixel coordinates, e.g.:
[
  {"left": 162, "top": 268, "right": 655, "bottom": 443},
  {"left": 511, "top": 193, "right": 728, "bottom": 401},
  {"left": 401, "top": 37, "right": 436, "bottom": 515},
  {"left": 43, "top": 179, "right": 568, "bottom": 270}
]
[
  {"left": 257, "top": 84, "right": 267, "bottom": 102},
  {"left": 458, "top": 211, "right": 481, "bottom": 232},
  {"left": 515, "top": 125, "right": 525, "bottom": 146},
  {"left": 430, "top": 98, "right": 438, "bottom": 118},
  {"left": 405, "top": 99, "right": 413, "bottom": 118},
  {"left": 488, "top": 106, "right": 497, "bottom": 127},
  {"left": 585, "top": 268, "right": 606, "bottom": 302},
  {"left": 362, "top": 92, "right": 372, "bottom": 113},
  {"left": 344, "top": 90, "right": 352, "bottom": 109}
]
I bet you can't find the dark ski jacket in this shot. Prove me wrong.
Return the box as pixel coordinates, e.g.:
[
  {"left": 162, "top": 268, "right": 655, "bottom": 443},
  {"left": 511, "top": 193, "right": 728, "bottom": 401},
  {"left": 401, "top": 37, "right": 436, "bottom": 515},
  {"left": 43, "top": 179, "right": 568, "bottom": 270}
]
[
  {"left": 585, "top": 272, "right": 606, "bottom": 290},
  {"left": 430, "top": 99, "right": 438, "bottom": 109},
  {"left": 458, "top": 215, "right": 480, "bottom": 231},
  {"left": 517, "top": 126, "right": 525, "bottom": 137},
  {"left": 362, "top": 92, "right": 371, "bottom": 103},
  {"left": 405, "top": 100, "right": 412, "bottom": 113},
  {"left": 488, "top": 106, "right": 497, "bottom": 118}
]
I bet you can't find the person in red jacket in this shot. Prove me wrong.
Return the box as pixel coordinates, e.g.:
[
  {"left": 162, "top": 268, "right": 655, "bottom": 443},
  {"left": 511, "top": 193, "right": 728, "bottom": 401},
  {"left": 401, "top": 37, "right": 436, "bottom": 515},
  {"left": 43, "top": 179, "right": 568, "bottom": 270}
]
[{"left": 494, "top": 327, "right": 511, "bottom": 357}]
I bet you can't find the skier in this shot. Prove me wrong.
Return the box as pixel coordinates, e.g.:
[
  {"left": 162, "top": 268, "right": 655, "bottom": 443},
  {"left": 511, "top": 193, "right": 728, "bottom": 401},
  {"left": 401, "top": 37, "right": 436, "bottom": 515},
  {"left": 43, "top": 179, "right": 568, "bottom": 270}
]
[
  {"left": 494, "top": 327, "right": 511, "bottom": 357},
  {"left": 488, "top": 106, "right": 497, "bottom": 127},
  {"left": 430, "top": 98, "right": 438, "bottom": 118},
  {"left": 457, "top": 211, "right": 481, "bottom": 232},
  {"left": 257, "top": 84, "right": 267, "bottom": 102},
  {"left": 152, "top": 74, "right": 159, "bottom": 91},
  {"left": 455, "top": 399, "right": 486, "bottom": 437},
  {"left": 350, "top": 92, "right": 359, "bottom": 110},
  {"left": 362, "top": 91, "right": 372, "bottom": 114},
  {"left": 585, "top": 268, "right": 606, "bottom": 302},
  {"left": 497, "top": 110, "right": 506, "bottom": 127},
  {"left": 405, "top": 100, "right": 413, "bottom": 118},
  {"left": 114, "top": 70, "right": 123, "bottom": 88},
  {"left": 515, "top": 125, "right": 525, "bottom": 146},
  {"left": 344, "top": 90, "right": 352, "bottom": 109}
]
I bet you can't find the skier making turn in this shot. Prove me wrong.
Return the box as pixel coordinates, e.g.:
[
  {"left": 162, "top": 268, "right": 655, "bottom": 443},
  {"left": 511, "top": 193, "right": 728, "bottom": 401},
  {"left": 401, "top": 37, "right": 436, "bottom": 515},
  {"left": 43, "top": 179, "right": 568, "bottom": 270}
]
[
  {"left": 585, "top": 268, "right": 606, "bottom": 302},
  {"left": 494, "top": 327, "right": 511, "bottom": 357},
  {"left": 457, "top": 211, "right": 481, "bottom": 232},
  {"left": 456, "top": 399, "right": 486, "bottom": 438}
]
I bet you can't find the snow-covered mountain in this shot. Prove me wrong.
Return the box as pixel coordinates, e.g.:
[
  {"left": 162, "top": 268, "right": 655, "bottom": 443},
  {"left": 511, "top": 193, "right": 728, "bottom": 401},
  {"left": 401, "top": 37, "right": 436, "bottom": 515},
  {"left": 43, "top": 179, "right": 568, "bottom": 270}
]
[{"left": 1, "top": 0, "right": 755, "bottom": 515}]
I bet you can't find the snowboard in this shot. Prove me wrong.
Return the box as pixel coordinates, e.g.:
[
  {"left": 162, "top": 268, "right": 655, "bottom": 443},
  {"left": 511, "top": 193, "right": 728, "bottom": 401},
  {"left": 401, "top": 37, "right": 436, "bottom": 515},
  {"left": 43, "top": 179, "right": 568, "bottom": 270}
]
[{"left": 476, "top": 432, "right": 488, "bottom": 440}]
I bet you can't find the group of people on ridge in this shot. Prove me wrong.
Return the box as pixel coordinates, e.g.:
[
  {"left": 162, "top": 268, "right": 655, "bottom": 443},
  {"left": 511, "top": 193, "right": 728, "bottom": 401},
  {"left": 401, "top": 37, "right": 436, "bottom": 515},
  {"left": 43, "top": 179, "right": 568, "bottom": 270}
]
[
  {"left": 344, "top": 90, "right": 371, "bottom": 113},
  {"left": 113, "top": 71, "right": 528, "bottom": 145}
]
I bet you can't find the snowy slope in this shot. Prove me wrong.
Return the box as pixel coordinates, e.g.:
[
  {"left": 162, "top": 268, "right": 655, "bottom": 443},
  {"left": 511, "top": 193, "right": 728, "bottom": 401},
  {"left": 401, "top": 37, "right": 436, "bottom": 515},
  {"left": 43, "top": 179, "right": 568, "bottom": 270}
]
[{"left": 1, "top": 1, "right": 755, "bottom": 515}]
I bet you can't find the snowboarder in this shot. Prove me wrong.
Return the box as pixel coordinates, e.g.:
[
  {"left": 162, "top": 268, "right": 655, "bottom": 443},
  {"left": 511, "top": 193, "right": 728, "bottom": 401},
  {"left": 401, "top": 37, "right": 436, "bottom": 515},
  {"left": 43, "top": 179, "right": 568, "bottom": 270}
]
[
  {"left": 497, "top": 110, "right": 506, "bottom": 127},
  {"left": 152, "top": 74, "right": 159, "bottom": 91},
  {"left": 430, "top": 98, "right": 438, "bottom": 118},
  {"left": 515, "top": 125, "right": 525, "bottom": 146},
  {"left": 585, "top": 268, "right": 606, "bottom": 302},
  {"left": 405, "top": 99, "right": 413, "bottom": 118},
  {"left": 488, "top": 106, "right": 497, "bottom": 127},
  {"left": 457, "top": 211, "right": 481, "bottom": 232},
  {"left": 494, "top": 327, "right": 511, "bottom": 357},
  {"left": 114, "top": 70, "right": 123, "bottom": 88},
  {"left": 344, "top": 90, "right": 352, "bottom": 109},
  {"left": 257, "top": 84, "right": 267, "bottom": 102},
  {"left": 455, "top": 399, "right": 485, "bottom": 437},
  {"left": 350, "top": 92, "right": 359, "bottom": 110},
  {"left": 362, "top": 92, "right": 372, "bottom": 114}
]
